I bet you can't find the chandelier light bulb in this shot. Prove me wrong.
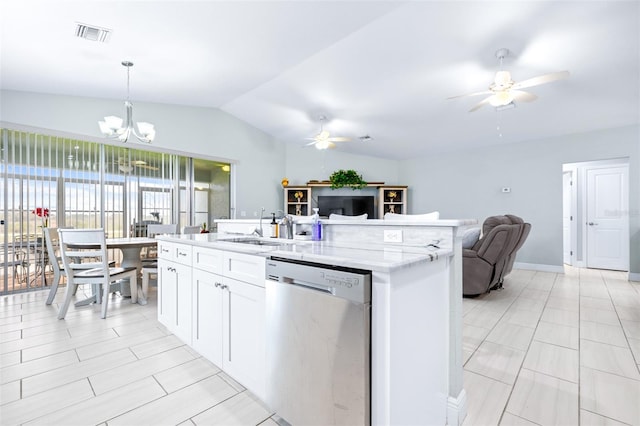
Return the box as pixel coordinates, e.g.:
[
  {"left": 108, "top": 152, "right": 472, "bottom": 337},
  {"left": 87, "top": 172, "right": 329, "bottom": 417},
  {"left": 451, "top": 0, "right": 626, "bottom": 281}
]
[{"left": 98, "top": 61, "right": 155, "bottom": 143}]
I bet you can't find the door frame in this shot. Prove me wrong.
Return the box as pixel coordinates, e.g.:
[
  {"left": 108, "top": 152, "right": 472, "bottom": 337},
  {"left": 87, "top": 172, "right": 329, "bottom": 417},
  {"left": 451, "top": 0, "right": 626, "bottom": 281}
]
[
  {"left": 563, "top": 158, "right": 629, "bottom": 271},
  {"left": 562, "top": 166, "right": 578, "bottom": 266}
]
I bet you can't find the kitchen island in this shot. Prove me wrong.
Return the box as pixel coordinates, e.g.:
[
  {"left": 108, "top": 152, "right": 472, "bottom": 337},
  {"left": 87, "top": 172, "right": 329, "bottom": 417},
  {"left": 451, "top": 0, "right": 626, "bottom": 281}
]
[{"left": 156, "top": 218, "right": 474, "bottom": 425}]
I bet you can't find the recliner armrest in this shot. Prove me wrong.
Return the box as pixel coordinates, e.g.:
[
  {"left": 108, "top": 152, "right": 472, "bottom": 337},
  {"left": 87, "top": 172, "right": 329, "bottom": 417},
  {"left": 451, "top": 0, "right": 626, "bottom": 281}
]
[{"left": 463, "top": 249, "right": 479, "bottom": 258}]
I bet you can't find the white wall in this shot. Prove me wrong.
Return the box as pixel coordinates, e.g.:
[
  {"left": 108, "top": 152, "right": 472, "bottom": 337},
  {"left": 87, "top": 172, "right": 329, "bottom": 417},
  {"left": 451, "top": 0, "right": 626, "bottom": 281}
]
[
  {"left": 284, "top": 144, "right": 400, "bottom": 186},
  {"left": 400, "top": 125, "right": 640, "bottom": 274}
]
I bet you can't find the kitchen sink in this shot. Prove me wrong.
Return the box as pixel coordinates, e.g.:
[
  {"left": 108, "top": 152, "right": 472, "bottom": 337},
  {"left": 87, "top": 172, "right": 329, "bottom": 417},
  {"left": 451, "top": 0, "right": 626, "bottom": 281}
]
[{"left": 220, "top": 237, "right": 286, "bottom": 247}]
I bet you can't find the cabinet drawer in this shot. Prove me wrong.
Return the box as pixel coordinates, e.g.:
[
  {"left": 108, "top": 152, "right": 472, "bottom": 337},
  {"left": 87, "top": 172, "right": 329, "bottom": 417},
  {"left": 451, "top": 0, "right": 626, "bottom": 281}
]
[
  {"left": 223, "top": 252, "right": 266, "bottom": 287},
  {"left": 158, "top": 241, "right": 176, "bottom": 261},
  {"left": 193, "top": 246, "right": 224, "bottom": 274},
  {"left": 175, "top": 245, "right": 192, "bottom": 266},
  {"left": 158, "top": 242, "right": 193, "bottom": 266}
]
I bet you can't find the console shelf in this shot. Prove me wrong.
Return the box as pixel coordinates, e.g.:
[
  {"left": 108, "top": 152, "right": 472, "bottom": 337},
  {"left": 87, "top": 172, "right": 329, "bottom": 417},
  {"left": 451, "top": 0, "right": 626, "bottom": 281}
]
[{"left": 283, "top": 183, "right": 408, "bottom": 218}]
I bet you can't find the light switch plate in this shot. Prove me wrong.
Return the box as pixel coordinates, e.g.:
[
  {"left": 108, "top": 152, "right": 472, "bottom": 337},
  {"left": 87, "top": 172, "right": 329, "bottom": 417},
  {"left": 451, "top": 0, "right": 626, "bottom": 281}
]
[{"left": 384, "top": 229, "right": 403, "bottom": 243}]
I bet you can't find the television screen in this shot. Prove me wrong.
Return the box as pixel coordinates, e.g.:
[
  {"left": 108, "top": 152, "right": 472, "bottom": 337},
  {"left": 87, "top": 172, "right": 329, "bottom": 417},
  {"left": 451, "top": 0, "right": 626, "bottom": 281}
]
[{"left": 317, "top": 196, "right": 375, "bottom": 219}]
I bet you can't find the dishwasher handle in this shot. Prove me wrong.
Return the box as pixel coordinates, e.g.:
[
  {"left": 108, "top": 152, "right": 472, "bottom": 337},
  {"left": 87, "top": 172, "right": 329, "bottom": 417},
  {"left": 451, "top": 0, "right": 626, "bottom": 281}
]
[{"left": 281, "top": 276, "right": 335, "bottom": 296}]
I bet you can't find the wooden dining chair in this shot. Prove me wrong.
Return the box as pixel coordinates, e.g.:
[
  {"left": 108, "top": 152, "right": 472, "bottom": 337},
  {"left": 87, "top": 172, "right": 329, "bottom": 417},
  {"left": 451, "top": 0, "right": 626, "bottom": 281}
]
[
  {"left": 182, "top": 225, "right": 201, "bottom": 234},
  {"left": 44, "top": 227, "right": 116, "bottom": 305},
  {"left": 57, "top": 228, "right": 138, "bottom": 319},
  {"left": 43, "top": 227, "right": 65, "bottom": 305}
]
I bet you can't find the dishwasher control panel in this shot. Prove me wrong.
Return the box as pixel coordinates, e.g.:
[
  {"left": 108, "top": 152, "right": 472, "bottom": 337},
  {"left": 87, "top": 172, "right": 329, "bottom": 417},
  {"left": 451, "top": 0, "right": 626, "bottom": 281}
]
[{"left": 266, "top": 257, "right": 371, "bottom": 304}]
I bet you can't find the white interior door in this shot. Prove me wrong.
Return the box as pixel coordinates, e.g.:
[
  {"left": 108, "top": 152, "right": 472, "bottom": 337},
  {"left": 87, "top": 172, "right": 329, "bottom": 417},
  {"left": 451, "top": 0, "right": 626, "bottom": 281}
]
[
  {"left": 562, "top": 171, "right": 573, "bottom": 265},
  {"left": 586, "top": 166, "right": 629, "bottom": 271}
]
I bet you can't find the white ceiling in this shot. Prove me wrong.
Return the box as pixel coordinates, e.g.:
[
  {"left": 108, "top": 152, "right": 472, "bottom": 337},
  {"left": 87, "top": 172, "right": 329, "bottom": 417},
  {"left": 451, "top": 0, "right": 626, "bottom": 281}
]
[{"left": 1, "top": 1, "right": 638, "bottom": 160}]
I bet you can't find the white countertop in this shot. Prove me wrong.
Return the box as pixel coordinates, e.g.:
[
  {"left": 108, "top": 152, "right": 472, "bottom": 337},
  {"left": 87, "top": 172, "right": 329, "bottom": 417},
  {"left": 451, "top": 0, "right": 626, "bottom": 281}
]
[
  {"left": 156, "top": 233, "right": 450, "bottom": 272},
  {"left": 216, "top": 218, "right": 477, "bottom": 227}
]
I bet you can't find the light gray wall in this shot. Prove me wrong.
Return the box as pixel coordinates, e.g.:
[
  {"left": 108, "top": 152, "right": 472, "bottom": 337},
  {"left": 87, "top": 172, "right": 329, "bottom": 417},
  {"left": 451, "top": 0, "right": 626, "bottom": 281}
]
[
  {"left": 0, "top": 89, "right": 285, "bottom": 217},
  {"left": 400, "top": 125, "right": 640, "bottom": 274},
  {"left": 284, "top": 144, "right": 400, "bottom": 186}
]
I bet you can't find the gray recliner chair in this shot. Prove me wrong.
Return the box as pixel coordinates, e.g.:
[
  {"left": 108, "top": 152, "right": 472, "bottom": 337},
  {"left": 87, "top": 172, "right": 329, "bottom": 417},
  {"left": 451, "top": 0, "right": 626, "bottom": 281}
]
[
  {"left": 494, "top": 214, "right": 531, "bottom": 289},
  {"left": 463, "top": 215, "right": 523, "bottom": 297}
]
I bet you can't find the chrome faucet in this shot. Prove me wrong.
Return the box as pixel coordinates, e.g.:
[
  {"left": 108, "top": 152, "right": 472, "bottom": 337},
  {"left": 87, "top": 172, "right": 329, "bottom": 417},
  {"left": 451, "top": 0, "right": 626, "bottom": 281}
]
[
  {"left": 283, "top": 214, "right": 294, "bottom": 239},
  {"left": 253, "top": 207, "right": 265, "bottom": 237}
]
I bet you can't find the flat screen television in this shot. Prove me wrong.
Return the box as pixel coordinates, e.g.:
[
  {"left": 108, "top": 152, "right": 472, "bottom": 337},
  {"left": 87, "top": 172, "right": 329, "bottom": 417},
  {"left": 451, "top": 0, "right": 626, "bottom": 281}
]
[{"left": 317, "top": 195, "right": 375, "bottom": 219}]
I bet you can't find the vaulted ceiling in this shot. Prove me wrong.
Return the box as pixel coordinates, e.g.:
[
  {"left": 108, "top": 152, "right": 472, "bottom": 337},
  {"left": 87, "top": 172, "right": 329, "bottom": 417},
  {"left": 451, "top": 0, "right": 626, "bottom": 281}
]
[{"left": 1, "top": 1, "right": 638, "bottom": 159}]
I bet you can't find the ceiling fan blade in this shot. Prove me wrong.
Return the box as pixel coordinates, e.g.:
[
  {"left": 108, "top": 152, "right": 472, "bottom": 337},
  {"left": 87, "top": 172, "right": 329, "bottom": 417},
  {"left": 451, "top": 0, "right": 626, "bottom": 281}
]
[
  {"left": 327, "top": 137, "right": 350, "bottom": 142},
  {"left": 447, "top": 90, "right": 492, "bottom": 100},
  {"left": 132, "top": 160, "right": 147, "bottom": 165},
  {"left": 512, "top": 70, "right": 570, "bottom": 90},
  {"left": 469, "top": 95, "right": 494, "bottom": 112},
  {"left": 136, "top": 164, "right": 159, "bottom": 171},
  {"left": 511, "top": 90, "right": 538, "bottom": 102},
  {"left": 304, "top": 141, "right": 318, "bottom": 146}
]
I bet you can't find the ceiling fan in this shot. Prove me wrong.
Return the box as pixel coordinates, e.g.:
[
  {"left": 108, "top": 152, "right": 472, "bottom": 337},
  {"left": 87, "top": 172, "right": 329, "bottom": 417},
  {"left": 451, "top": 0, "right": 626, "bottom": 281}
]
[
  {"left": 114, "top": 157, "right": 158, "bottom": 173},
  {"left": 305, "top": 115, "right": 350, "bottom": 150},
  {"left": 449, "top": 48, "right": 570, "bottom": 112}
]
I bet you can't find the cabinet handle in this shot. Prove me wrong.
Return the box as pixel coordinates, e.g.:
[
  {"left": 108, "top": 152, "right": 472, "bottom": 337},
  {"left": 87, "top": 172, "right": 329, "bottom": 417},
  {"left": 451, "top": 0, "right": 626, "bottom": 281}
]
[
  {"left": 178, "top": 251, "right": 187, "bottom": 257},
  {"left": 161, "top": 248, "right": 170, "bottom": 253},
  {"left": 220, "top": 284, "right": 228, "bottom": 290},
  {"left": 214, "top": 282, "right": 221, "bottom": 288}
]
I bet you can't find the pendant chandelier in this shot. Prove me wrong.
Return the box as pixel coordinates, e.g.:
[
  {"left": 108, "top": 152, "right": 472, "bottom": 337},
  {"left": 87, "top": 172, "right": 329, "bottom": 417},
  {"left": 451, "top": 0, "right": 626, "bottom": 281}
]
[{"left": 98, "top": 61, "right": 155, "bottom": 143}]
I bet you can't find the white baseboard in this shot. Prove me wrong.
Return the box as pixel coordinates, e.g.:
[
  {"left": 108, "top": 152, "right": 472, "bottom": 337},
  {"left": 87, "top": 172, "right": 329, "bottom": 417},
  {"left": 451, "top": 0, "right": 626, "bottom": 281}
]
[
  {"left": 629, "top": 272, "right": 640, "bottom": 282},
  {"left": 447, "top": 389, "right": 467, "bottom": 426},
  {"left": 514, "top": 262, "right": 565, "bottom": 273}
]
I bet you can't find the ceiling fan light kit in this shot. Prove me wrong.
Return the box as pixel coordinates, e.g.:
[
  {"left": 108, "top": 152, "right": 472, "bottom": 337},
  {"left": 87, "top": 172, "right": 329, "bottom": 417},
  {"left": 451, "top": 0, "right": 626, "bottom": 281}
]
[
  {"left": 305, "top": 114, "right": 351, "bottom": 150},
  {"left": 449, "top": 47, "right": 569, "bottom": 112},
  {"left": 98, "top": 61, "right": 156, "bottom": 144}
]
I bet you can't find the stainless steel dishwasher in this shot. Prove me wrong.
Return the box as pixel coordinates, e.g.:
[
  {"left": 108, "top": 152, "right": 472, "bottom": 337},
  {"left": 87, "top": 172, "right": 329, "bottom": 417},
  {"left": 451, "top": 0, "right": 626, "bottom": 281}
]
[{"left": 265, "top": 256, "right": 372, "bottom": 426}]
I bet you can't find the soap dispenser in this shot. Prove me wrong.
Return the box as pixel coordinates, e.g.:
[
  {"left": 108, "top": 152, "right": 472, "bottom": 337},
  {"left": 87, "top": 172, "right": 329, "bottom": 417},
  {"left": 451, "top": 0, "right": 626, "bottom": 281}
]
[
  {"left": 311, "top": 208, "right": 322, "bottom": 241},
  {"left": 270, "top": 213, "right": 278, "bottom": 238}
]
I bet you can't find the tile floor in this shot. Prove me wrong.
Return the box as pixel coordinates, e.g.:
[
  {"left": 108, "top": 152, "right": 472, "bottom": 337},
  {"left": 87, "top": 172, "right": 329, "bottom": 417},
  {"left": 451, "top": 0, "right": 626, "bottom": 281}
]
[
  {"left": 462, "top": 267, "right": 640, "bottom": 426},
  {"left": 1, "top": 267, "right": 639, "bottom": 425}
]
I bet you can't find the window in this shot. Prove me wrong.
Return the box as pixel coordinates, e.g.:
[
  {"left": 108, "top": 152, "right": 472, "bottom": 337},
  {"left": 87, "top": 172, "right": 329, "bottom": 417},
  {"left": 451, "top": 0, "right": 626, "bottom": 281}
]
[{"left": 1, "top": 128, "right": 231, "bottom": 294}]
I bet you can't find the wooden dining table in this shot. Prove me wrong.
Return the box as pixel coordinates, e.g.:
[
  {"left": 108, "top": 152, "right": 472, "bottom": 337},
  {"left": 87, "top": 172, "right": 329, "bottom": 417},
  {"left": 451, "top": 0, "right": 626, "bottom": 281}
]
[{"left": 69, "top": 237, "right": 157, "bottom": 305}]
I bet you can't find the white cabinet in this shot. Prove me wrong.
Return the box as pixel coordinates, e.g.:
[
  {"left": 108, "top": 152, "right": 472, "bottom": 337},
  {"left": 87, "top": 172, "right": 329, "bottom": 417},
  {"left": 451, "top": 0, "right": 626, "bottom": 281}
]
[
  {"left": 222, "top": 275, "right": 266, "bottom": 400},
  {"left": 161, "top": 243, "right": 267, "bottom": 401},
  {"left": 192, "top": 268, "right": 224, "bottom": 366},
  {"left": 158, "top": 242, "right": 193, "bottom": 345}
]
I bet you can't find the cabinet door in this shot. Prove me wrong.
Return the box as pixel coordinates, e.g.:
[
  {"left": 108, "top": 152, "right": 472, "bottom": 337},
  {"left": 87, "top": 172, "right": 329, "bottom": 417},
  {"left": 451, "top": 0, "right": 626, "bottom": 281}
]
[
  {"left": 157, "top": 259, "right": 177, "bottom": 329},
  {"left": 192, "top": 268, "right": 224, "bottom": 366},
  {"left": 174, "top": 261, "right": 193, "bottom": 345},
  {"left": 223, "top": 252, "right": 265, "bottom": 287},
  {"left": 222, "top": 276, "right": 266, "bottom": 401}
]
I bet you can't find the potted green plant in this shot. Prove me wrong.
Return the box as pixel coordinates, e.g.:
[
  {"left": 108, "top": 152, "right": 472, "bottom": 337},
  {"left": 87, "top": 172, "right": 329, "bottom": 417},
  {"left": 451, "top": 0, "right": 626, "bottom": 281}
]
[{"left": 329, "top": 169, "right": 367, "bottom": 190}]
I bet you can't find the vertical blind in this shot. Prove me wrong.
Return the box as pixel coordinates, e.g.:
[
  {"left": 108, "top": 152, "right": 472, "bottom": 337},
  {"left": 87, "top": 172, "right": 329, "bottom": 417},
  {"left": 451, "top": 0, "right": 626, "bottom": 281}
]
[{"left": 0, "top": 128, "right": 230, "bottom": 294}]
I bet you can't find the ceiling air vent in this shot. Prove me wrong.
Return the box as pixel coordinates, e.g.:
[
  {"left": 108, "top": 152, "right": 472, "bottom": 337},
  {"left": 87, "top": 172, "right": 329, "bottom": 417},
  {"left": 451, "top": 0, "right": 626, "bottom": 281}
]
[{"left": 75, "top": 23, "right": 111, "bottom": 43}]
